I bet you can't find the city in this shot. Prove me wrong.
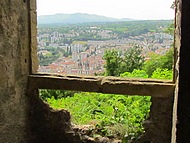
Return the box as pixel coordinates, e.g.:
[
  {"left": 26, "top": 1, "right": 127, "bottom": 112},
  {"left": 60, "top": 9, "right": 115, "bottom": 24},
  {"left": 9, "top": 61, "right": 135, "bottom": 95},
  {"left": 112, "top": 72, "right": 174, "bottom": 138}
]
[{"left": 37, "top": 20, "right": 173, "bottom": 75}]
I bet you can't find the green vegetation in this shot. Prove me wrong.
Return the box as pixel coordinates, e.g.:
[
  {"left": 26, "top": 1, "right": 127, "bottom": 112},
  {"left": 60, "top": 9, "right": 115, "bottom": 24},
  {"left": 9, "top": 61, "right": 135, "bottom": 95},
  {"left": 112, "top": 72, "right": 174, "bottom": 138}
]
[
  {"left": 143, "top": 48, "right": 173, "bottom": 77},
  {"left": 103, "top": 44, "right": 173, "bottom": 78},
  {"left": 120, "top": 69, "right": 148, "bottom": 78},
  {"left": 151, "top": 68, "right": 173, "bottom": 80},
  {"left": 44, "top": 92, "right": 151, "bottom": 140},
  {"left": 39, "top": 21, "right": 174, "bottom": 141},
  {"left": 40, "top": 43, "right": 173, "bottom": 141},
  {"left": 103, "top": 44, "right": 145, "bottom": 76},
  {"left": 38, "top": 47, "right": 66, "bottom": 66},
  {"left": 40, "top": 67, "right": 172, "bottom": 140},
  {"left": 40, "top": 89, "right": 75, "bottom": 100}
]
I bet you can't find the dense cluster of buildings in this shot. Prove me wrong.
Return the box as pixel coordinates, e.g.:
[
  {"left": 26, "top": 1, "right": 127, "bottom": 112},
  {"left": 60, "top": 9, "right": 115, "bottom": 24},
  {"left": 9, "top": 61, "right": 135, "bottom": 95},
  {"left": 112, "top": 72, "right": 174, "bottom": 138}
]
[{"left": 38, "top": 28, "right": 173, "bottom": 75}]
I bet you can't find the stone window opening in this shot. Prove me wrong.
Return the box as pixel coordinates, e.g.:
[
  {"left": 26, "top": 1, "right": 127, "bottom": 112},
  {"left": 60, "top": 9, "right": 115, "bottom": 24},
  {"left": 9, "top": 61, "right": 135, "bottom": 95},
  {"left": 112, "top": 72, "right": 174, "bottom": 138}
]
[{"left": 27, "top": 0, "right": 177, "bottom": 142}]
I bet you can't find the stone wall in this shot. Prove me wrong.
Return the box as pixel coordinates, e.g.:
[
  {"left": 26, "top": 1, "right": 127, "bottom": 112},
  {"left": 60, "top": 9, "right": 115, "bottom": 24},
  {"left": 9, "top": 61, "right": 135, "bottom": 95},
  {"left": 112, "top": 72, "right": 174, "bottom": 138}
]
[
  {"left": 0, "top": 0, "right": 30, "bottom": 142},
  {"left": 171, "top": 0, "right": 181, "bottom": 142},
  {"left": 136, "top": 96, "right": 173, "bottom": 143},
  {"left": 173, "top": 0, "right": 190, "bottom": 142}
]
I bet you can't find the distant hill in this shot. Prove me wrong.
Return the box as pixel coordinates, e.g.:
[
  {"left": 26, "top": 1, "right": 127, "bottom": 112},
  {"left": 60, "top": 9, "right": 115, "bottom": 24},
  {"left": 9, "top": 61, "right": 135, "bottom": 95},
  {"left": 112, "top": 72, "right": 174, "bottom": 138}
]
[{"left": 37, "top": 13, "right": 134, "bottom": 24}]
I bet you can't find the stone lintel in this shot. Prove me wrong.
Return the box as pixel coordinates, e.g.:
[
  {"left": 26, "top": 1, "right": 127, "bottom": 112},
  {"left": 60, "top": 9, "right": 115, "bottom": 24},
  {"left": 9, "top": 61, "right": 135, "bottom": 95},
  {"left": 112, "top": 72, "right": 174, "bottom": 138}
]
[{"left": 29, "top": 74, "right": 174, "bottom": 97}]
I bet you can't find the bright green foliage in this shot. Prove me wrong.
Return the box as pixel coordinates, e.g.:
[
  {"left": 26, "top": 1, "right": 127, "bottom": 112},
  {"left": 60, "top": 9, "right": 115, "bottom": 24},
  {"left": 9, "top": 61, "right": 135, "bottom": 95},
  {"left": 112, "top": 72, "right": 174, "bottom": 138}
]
[
  {"left": 39, "top": 89, "right": 75, "bottom": 100},
  {"left": 40, "top": 40, "right": 173, "bottom": 141},
  {"left": 143, "top": 21, "right": 174, "bottom": 77},
  {"left": 41, "top": 66, "right": 172, "bottom": 139},
  {"left": 103, "top": 44, "right": 145, "bottom": 76},
  {"left": 151, "top": 68, "right": 173, "bottom": 80},
  {"left": 120, "top": 45, "right": 145, "bottom": 73},
  {"left": 42, "top": 69, "right": 151, "bottom": 140},
  {"left": 120, "top": 69, "right": 148, "bottom": 78},
  {"left": 46, "top": 92, "right": 151, "bottom": 139},
  {"left": 143, "top": 48, "right": 174, "bottom": 77},
  {"left": 40, "top": 67, "right": 172, "bottom": 140},
  {"left": 103, "top": 49, "right": 122, "bottom": 76},
  {"left": 165, "top": 23, "right": 174, "bottom": 35},
  {"left": 160, "top": 48, "right": 174, "bottom": 70},
  {"left": 143, "top": 52, "right": 162, "bottom": 77}
]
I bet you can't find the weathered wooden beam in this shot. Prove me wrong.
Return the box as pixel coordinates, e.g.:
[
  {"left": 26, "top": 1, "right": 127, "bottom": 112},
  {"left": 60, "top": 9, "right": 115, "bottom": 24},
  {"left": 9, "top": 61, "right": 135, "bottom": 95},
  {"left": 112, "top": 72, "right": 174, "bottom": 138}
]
[{"left": 28, "top": 74, "right": 175, "bottom": 97}]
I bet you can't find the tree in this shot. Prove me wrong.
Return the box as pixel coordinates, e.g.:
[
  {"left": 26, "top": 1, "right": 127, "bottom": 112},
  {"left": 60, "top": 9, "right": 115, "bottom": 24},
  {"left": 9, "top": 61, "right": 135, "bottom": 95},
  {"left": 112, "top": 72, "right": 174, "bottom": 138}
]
[
  {"left": 120, "top": 44, "right": 145, "bottom": 73},
  {"left": 103, "top": 44, "right": 145, "bottom": 76},
  {"left": 103, "top": 49, "right": 122, "bottom": 76},
  {"left": 143, "top": 48, "right": 174, "bottom": 77},
  {"left": 165, "top": 23, "right": 174, "bottom": 35},
  {"left": 142, "top": 52, "right": 161, "bottom": 77},
  {"left": 160, "top": 48, "right": 174, "bottom": 70},
  {"left": 151, "top": 68, "right": 173, "bottom": 80}
]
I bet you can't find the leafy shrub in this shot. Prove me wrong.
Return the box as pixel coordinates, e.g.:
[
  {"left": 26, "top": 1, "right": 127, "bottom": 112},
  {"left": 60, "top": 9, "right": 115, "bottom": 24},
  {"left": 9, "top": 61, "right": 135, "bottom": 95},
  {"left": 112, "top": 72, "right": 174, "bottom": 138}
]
[
  {"left": 46, "top": 92, "right": 151, "bottom": 139},
  {"left": 151, "top": 68, "right": 173, "bottom": 80},
  {"left": 120, "top": 69, "right": 148, "bottom": 78},
  {"left": 143, "top": 48, "right": 174, "bottom": 77},
  {"left": 39, "top": 89, "right": 75, "bottom": 100}
]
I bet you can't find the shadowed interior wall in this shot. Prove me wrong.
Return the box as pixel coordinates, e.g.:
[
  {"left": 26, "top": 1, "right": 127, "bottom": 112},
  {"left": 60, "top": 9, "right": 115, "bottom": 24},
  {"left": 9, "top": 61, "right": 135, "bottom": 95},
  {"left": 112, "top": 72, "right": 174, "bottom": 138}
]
[{"left": 174, "top": 0, "right": 190, "bottom": 142}]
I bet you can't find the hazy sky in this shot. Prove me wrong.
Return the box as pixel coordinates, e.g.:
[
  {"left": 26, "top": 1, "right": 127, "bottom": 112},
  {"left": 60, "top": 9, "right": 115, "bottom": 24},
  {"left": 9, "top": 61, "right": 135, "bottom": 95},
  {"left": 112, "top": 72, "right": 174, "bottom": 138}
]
[{"left": 37, "top": 0, "right": 174, "bottom": 20}]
